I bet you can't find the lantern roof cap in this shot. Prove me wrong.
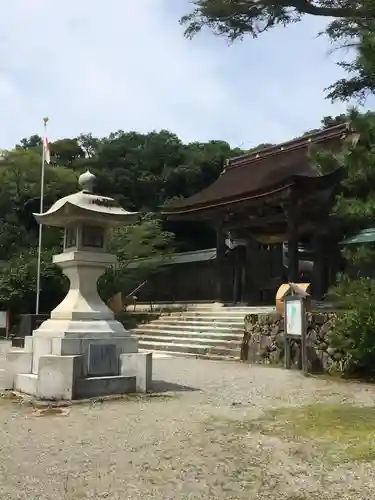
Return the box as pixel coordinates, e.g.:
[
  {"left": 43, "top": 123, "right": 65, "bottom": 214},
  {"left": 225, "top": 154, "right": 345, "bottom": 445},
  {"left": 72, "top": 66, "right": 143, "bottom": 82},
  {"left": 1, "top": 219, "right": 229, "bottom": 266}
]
[{"left": 33, "top": 171, "right": 138, "bottom": 227}]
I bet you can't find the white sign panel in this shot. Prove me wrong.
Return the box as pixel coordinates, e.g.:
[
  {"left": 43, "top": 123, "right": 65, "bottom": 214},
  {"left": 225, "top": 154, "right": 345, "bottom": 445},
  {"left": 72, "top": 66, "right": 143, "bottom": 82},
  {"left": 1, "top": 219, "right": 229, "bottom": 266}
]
[
  {"left": 285, "top": 299, "right": 303, "bottom": 336},
  {"left": 0, "top": 311, "right": 7, "bottom": 329}
]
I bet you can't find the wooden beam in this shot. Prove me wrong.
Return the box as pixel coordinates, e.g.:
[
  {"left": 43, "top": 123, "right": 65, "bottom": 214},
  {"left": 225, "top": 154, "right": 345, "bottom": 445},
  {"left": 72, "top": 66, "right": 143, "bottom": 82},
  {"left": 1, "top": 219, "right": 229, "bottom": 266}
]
[{"left": 225, "top": 212, "right": 285, "bottom": 231}]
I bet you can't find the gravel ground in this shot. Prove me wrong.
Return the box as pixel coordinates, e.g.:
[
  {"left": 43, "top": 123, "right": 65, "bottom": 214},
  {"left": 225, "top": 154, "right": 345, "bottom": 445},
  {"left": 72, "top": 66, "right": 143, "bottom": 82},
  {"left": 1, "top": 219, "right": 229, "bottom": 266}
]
[{"left": 1, "top": 357, "right": 375, "bottom": 500}]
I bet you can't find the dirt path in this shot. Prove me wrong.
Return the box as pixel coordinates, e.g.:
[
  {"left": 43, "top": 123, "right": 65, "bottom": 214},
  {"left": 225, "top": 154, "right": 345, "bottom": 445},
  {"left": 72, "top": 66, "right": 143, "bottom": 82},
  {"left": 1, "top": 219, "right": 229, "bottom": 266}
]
[{"left": 1, "top": 357, "right": 375, "bottom": 499}]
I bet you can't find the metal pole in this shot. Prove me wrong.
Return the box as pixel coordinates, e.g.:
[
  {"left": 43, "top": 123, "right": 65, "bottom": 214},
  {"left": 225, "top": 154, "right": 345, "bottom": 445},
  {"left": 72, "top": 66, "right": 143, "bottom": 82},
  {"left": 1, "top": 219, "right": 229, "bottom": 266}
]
[{"left": 35, "top": 117, "right": 49, "bottom": 314}]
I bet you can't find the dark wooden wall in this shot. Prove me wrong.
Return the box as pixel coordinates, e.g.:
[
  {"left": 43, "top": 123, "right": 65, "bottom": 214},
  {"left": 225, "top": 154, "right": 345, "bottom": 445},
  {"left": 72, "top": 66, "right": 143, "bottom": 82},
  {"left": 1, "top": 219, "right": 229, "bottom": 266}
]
[{"left": 132, "top": 244, "right": 285, "bottom": 305}]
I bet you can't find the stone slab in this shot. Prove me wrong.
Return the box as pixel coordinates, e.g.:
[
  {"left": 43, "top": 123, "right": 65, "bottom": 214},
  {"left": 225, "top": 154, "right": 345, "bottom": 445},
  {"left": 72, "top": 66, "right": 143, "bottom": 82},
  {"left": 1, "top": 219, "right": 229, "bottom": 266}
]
[
  {"left": 75, "top": 375, "right": 136, "bottom": 398},
  {"left": 33, "top": 319, "right": 128, "bottom": 338},
  {"left": 5, "top": 351, "right": 33, "bottom": 389},
  {"left": 14, "top": 373, "right": 37, "bottom": 395},
  {"left": 0, "top": 369, "right": 5, "bottom": 390},
  {"left": 120, "top": 352, "right": 152, "bottom": 393},
  {"left": 32, "top": 337, "right": 52, "bottom": 375},
  {"left": 24, "top": 336, "right": 34, "bottom": 353},
  {"left": 0, "top": 340, "right": 12, "bottom": 356},
  {"left": 87, "top": 343, "right": 118, "bottom": 376},
  {"left": 37, "top": 355, "right": 82, "bottom": 400}
]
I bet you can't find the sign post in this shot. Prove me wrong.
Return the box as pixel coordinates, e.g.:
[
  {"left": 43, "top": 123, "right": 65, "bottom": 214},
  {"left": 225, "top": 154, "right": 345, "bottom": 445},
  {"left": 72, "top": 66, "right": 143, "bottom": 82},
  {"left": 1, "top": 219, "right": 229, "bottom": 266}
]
[{"left": 283, "top": 284, "right": 309, "bottom": 376}]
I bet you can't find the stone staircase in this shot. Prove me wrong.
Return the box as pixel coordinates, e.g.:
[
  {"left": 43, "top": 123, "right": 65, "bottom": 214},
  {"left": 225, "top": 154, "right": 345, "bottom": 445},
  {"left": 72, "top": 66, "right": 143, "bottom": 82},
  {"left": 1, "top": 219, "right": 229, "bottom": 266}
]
[{"left": 132, "top": 304, "right": 275, "bottom": 360}]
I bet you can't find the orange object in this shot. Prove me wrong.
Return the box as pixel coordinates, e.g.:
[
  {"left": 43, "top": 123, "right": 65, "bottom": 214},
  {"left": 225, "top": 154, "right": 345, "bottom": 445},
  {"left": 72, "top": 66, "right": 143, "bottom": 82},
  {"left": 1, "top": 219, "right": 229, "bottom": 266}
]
[
  {"left": 275, "top": 283, "right": 311, "bottom": 314},
  {"left": 107, "top": 292, "right": 123, "bottom": 314}
]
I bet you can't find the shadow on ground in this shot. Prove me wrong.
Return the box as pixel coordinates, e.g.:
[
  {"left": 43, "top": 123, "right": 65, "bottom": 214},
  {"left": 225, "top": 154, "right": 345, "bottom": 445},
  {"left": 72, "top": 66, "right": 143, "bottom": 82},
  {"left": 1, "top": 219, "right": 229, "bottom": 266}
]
[{"left": 151, "top": 380, "right": 200, "bottom": 393}]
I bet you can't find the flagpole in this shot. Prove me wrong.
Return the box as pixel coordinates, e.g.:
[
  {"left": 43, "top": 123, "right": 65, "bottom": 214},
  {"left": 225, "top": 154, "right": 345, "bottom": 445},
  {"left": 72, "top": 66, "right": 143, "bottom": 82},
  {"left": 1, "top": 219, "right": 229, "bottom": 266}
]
[{"left": 36, "top": 116, "right": 49, "bottom": 315}]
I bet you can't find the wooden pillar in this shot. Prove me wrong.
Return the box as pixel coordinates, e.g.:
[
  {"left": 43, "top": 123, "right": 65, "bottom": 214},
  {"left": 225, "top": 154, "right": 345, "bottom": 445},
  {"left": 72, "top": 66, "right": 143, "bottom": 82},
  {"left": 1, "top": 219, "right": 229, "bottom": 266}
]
[
  {"left": 243, "top": 237, "right": 259, "bottom": 304},
  {"left": 233, "top": 245, "right": 246, "bottom": 304},
  {"left": 232, "top": 248, "right": 240, "bottom": 304},
  {"left": 286, "top": 196, "right": 299, "bottom": 283},
  {"left": 215, "top": 223, "right": 226, "bottom": 303},
  {"left": 312, "top": 233, "right": 325, "bottom": 300}
]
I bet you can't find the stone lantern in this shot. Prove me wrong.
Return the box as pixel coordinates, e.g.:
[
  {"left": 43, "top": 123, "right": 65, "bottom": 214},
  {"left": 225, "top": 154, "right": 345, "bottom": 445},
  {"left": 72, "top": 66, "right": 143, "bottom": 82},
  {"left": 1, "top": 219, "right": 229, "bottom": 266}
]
[{"left": 4, "top": 171, "right": 152, "bottom": 400}]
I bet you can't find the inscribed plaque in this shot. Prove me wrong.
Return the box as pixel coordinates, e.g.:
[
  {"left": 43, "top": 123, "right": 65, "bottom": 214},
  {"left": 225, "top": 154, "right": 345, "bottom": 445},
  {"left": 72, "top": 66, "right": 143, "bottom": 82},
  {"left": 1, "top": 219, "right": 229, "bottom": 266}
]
[{"left": 87, "top": 343, "right": 118, "bottom": 376}]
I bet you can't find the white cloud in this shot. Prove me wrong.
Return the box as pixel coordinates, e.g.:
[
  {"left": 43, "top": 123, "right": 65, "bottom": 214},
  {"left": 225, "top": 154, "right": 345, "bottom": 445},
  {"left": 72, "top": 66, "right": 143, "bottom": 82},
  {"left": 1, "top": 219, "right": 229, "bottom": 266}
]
[{"left": 0, "top": 0, "right": 357, "bottom": 149}]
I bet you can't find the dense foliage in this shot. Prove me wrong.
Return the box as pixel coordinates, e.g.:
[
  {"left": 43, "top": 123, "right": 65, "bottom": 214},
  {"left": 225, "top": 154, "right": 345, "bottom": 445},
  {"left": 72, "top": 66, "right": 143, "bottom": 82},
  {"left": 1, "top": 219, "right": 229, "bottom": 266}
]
[
  {"left": 326, "top": 23, "right": 375, "bottom": 103},
  {"left": 313, "top": 36, "right": 375, "bottom": 375},
  {"left": 181, "top": 0, "right": 375, "bottom": 41},
  {"left": 0, "top": 129, "right": 251, "bottom": 315},
  {"left": 181, "top": 1, "right": 375, "bottom": 104},
  {"left": 328, "top": 277, "right": 375, "bottom": 376}
]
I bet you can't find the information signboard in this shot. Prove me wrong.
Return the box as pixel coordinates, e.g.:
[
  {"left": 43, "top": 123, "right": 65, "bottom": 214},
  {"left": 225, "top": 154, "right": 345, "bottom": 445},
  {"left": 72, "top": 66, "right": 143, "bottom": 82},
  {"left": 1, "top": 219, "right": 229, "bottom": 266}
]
[
  {"left": 285, "top": 297, "right": 303, "bottom": 337},
  {"left": 284, "top": 294, "right": 308, "bottom": 375}
]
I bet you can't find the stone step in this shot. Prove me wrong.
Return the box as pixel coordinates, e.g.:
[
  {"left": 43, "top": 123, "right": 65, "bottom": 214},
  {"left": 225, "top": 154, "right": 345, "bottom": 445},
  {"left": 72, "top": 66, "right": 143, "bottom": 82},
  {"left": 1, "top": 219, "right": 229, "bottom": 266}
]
[
  {"left": 163, "top": 310, "right": 273, "bottom": 319},
  {"left": 15, "top": 373, "right": 37, "bottom": 395},
  {"left": 153, "top": 318, "right": 244, "bottom": 327},
  {"left": 138, "top": 340, "right": 241, "bottom": 358},
  {"left": 135, "top": 334, "right": 242, "bottom": 347},
  {"left": 139, "top": 349, "right": 238, "bottom": 361},
  {"left": 135, "top": 322, "right": 243, "bottom": 333},
  {"left": 189, "top": 306, "right": 275, "bottom": 312},
  {"left": 132, "top": 305, "right": 272, "bottom": 360},
  {"left": 75, "top": 375, "right": 136, "bottom": 398},
  {"left": 133, "top": 329, "right": 243, "bottom": 341},
  {"left": 161, "top": 314, "right": 249, "bottom": 322}
]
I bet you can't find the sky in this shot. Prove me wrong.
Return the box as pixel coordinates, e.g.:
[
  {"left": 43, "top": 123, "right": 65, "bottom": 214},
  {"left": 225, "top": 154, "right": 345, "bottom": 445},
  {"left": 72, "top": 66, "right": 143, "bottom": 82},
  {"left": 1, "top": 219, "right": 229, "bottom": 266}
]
[{"left": 0, "top": 0, "right": 365, "bottom": 150}]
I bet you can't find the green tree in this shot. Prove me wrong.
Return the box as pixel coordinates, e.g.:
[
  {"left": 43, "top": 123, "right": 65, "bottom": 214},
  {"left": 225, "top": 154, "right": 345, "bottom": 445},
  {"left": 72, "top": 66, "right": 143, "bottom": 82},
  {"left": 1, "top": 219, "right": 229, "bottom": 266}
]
[
  {"left": 0, "top": 148, "right": 78, "bottom": 259},
  {"left": 17, "top": 134, "right": 42, "bottom": 150},
  {"left": 313, "top": 109, "right": 375, "bottom": 377},
  {"left": 99, "top": 216, "right": 175, "bottom": 301},
  {"left": 180, "top": 0, "right": 375, "bottom": 106},
  {"left": 313, "top": 110, "right": 375, "bottom": 232},
  {"left": 181, "top": 0, "right": 375, "bottom": 41},
  {"left": 326, "top": 24, "right": 375, "bottom": 103},
  {"left": 49, "top": 138, "right": 85, "bottom": 165},
  {"left": 0, "top": 248, "right": 67, "bottom": 316}
]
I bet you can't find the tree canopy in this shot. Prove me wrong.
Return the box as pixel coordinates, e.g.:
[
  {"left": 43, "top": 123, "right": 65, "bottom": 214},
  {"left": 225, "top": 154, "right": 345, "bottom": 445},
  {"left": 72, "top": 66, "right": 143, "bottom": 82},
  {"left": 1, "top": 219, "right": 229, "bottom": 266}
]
[
  {"left": 181, "top": 0, "right": 375, "bottom": 40},
  {"left": 326, "top": 23, "right": 375, "bottom": 103},
  {"left": 0, "top": 128, "right": 251, "bottom": 315},
  {"left": 181, "top": 0, "right": 375, "bottom": 106}
]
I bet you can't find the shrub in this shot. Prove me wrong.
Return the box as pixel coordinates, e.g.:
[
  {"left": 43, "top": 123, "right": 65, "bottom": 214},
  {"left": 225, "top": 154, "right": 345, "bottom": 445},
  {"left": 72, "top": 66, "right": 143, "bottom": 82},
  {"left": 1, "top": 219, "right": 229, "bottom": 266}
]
[{"left": 328, "top": 276, "right": 375, "bottom": 377}]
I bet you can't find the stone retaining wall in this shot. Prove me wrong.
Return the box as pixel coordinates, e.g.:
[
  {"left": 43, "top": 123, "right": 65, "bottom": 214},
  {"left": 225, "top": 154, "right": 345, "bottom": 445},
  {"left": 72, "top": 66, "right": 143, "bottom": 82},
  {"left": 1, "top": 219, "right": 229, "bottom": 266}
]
[{"left": 242, "top": 312, "right": 340, "bottom": 373}]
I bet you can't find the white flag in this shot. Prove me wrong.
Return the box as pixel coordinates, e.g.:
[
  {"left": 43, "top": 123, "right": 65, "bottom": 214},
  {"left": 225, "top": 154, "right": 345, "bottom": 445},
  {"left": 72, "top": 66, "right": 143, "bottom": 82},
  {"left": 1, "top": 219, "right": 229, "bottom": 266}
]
[{"left": 44, "top": 136, "right": 50, "bottom": 164}]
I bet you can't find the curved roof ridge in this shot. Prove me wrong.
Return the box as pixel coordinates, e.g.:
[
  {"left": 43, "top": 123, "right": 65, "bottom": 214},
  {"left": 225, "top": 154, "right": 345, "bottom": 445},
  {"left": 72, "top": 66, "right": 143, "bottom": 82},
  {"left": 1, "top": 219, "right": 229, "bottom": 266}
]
[{"left": 227, "top": 123, "right": 350, "bottom": 170}]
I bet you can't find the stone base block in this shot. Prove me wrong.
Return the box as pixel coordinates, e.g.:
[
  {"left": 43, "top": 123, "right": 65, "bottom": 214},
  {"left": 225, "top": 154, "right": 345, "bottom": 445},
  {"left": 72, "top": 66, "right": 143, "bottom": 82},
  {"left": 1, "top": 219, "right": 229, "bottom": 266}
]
[
  {"left": 5, "top": 350, "right": 33, "bottom": 390},
  {"left": 22, "top": 335, "right": 138, "bottom": 377},
  {"left": 37, "top": 355, "right": 81, "bottom": 400},
  {"left": 0, "top": 369, "right": 6, "bottom": 390},
  {"left": 52, "top": 336, "right": 139, "bottom": 377},
  {"left": 33, "top": 319, "right": 129, "bottom": 338},
  {"left": 75, "top": 375, "right": 136, "bottom": 398},
  {"left": 32, "top": 337, "right": 52, "bottom": 374},
  {"left": 0, "top": 340, "right": 12, "bottom": 357},
  {"left": 24, "top": 336, "right": 34, "bottom": 353},
  {"left": 14, "top": 373, "right": 37, "bottom": 395},
  {"left": 120, "top": 352, "right": 153, "bottom": 393}
]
